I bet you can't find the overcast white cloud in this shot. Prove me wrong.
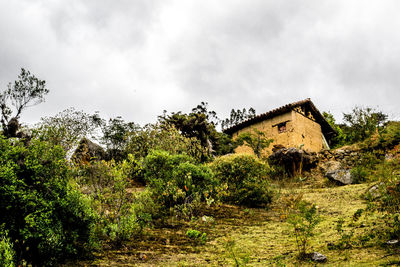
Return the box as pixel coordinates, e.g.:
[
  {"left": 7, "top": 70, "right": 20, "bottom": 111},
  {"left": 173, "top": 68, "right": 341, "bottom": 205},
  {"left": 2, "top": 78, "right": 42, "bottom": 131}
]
[{"left": 0, "top": 0, "right": 399, "bottom": 126}]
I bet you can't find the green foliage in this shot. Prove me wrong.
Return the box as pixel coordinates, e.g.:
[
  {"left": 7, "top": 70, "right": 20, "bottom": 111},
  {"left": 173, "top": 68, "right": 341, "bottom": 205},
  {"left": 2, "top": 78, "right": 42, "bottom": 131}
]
[
  {"left": 0, "top": 68, "right": 49, "bottom": 136},
  {"left": 0, "top": 135, "right": 97, "bottom": 266},
  {"left": 332, "top": 217, "right": 355, "bottom": 250},
  {"left": 221, "top": 107, "right": 256, "bottom": 130},
  {"left": 35, "top": 108, "right": 101, "bottom": 152},
  {"left": 100, "top": 117, "right": 140, "bottom": 161},
  {"left": 125, "top": 123, "right": 205, "bottom": 162},
  {"left": 363, "top": 158, "right": 400, "bottom": 241},
  {"left": 223, "top": 235, "right": 250, "bottom": 267},
  {"left": 287, "top": 201, "right": 322, "bottom": 257},
  {"left": 143, "top": 150, "right": 216, "bottom": 219},
  {"left": 0, "top": 230, "right": 15, "bottom": 267},
  {"left": 363, "top": 121, "right": 400, "bottom": 151},
  {"left": 234, "top": 128, "right": 273, "bottom": 158},
  {"left": 323, "top": 111, "right": 346, "bottom": 147},
  {"left": 210, "top": 154, "right": 273, "bottom": 207},
  {"left": 369, "top": 181, "right": 400, "bottom": 239},
  {"left": 159, "top": 102, "right": 234, "bottom": 161},
  {"left": 186, "top": 229, "right": 207, "bottom": 245},
  {"left": 351, "top": 166, "right": 368, "bottom": 184},
  {"left": 74, "top": 156, "right": 153, "bottom": 243},
  {"left": 342, "top": 106, "right": 387, "bottom": 144}
]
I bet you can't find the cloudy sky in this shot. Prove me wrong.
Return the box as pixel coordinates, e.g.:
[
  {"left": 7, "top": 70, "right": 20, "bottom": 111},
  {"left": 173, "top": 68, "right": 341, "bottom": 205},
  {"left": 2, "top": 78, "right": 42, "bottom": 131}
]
[{"left": 0, "top": 0, "right": 399, "bottom": 127}]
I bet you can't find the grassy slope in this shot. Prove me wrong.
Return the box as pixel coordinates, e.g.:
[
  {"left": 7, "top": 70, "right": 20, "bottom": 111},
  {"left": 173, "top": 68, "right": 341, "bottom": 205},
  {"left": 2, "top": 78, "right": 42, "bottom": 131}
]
[{"left": 77, "top": 181, "right": 400, "bottom": 266}]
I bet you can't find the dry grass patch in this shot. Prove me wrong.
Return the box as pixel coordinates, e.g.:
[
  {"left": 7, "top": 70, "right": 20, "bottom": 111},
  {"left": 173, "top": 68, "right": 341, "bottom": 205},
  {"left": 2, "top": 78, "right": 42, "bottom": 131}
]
[{"left": 70, "top": 183, "right": 400, "bottom": 266}]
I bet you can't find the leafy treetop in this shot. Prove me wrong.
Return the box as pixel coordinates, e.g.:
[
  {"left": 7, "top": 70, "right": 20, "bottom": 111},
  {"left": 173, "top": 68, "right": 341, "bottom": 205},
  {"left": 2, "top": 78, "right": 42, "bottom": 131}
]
[{"left": 0, "top": 68, "right": 49, "bottom": 137}]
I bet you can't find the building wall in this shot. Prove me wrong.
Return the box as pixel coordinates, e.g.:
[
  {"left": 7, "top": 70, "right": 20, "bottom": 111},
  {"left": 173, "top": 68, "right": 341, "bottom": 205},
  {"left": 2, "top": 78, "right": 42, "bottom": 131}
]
[{"left": 233, "top": 110, "right": 325, "bottom": 156}]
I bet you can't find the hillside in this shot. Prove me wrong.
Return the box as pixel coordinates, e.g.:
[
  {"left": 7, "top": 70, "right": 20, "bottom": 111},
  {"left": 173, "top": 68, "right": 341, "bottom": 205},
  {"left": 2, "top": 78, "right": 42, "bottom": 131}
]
[{"left": 75, "top": 180, "right": 400, "bottom": 266}]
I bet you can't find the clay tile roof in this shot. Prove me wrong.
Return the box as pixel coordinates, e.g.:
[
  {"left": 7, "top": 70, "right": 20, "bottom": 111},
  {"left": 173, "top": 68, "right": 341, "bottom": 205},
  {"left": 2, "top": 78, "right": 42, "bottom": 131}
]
[{"left": 223, "top": 98, "right": 337, "bottom": 140}]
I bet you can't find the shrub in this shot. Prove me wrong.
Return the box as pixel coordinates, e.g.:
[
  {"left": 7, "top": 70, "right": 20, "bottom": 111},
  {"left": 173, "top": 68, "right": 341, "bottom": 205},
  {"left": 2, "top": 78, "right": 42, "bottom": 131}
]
[
  {"left": 143, "top": 150, "right": 216, "bottom": 219},
  {"left": 0, "top": 230, "right": 15, "bottom": 267},
  {"left": 74, "top": 156, "right": 153, "bottom": 243},
  {"left": 186, "top": 229, "right": 207, "bottom": 245},
  {"left": 351, "top": 166, "right": 368, "bottom": 184},
  {"left": 125, "top": 124, "right": 206, "bottom": 162},
  {"left": 368, "top": 180, "right": 400, "bottom": 239},
  {"left": 143, "top": 150, "right": 192, "bottom": 184},
  {"left": 287, "top": 201, "right": 322, "bottom": 258},
  {"left": 362, "top": 121, "right": 400, "bottom": 151},
  {"left": 0, "top": 135, "right": 97, "bottom": 266},
  {"left": 210, "top": 154, "right": 273, "bottom": 207}
]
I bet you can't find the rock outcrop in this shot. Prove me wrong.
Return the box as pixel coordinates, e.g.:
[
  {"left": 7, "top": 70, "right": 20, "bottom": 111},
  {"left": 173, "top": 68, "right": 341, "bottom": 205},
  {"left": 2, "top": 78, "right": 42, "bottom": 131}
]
[
  {"left": 320, "top": 160, "right": 352, "bottom": 185},
  {"left": 72, "top": 138, "right": 106, "bottom": 164}
]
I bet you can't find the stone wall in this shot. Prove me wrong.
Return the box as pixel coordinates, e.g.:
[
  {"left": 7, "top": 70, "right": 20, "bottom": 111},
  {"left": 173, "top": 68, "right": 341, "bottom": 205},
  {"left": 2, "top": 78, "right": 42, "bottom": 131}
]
[{"left": 317, "top": 146, "right": 362, "bottom": 170}]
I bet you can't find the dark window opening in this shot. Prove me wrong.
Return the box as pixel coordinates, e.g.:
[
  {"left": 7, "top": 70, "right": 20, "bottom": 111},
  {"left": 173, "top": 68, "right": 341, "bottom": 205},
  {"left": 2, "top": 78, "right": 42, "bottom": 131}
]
[{"left": 278, "top": 122, "right": 287, "bottom": 133}]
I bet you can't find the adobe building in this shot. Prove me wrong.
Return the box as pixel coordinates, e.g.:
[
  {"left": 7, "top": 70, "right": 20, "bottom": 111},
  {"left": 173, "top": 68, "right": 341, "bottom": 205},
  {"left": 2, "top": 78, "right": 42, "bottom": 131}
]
[{"left": 224, "top": 99, "right": 336, "bottom": 155}]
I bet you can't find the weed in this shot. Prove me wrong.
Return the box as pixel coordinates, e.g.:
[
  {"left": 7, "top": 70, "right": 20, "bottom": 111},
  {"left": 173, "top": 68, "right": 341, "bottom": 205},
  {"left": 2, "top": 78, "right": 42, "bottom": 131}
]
[
  {"left": 186, "top": 229, "right": 207, "bottom": 245},
  {"left": 287, "top": 201, "right": 322, "bottom": 258},
  {"left": 223, "top": 235, "right": 250, "bottom": 267},
  {"left": 351, "top": 166, "right": 368, "bottom": 183}
]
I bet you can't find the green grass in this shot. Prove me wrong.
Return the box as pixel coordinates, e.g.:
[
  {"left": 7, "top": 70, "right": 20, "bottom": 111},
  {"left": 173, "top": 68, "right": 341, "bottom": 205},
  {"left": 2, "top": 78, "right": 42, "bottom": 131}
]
[{"left": 70, "top": 182, "right": 400, "bottom": 266}]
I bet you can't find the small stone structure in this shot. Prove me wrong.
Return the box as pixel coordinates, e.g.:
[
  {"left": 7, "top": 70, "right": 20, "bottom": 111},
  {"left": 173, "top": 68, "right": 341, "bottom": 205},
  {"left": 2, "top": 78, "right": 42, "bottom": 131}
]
[
  {"left": 317, "top": 146, "right": 362, "bottom": 184},
  {"left": 224, "top": 98, "right": 336, "bottom": 157}
]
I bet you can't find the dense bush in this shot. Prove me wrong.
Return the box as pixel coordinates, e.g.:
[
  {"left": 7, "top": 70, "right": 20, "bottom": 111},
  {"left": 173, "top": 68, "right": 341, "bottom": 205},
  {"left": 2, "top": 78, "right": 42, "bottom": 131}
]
[
  {"left": 362, "top": 121, "right": 400, "bottom": 151},
  {"left": 342, "top": 106, "right": 387, "bottom": 144},
  {"left": 143, "top": 150, "right": 216, "bottom": 218},
  {"left": 210, "top": 154, "right": 273, "bottom": 207},
  {"left": 365, "top": 158, "right": 400, "bottom": 240},
  {"left": 74, "top": 155, "right": 154, "bottom": 243},
  {"left": 125, "top": 124, "right": 206, "bottom": 162},
  {"left": 0, "top": 135, "right": 97, "bottom": 266}
]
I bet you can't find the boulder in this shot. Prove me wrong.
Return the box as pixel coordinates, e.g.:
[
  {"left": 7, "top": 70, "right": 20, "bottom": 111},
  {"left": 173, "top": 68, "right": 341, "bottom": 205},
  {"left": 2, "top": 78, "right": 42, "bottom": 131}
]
[
  {"left": 326, "top": 169, "right": 352, "bottom": 185},
  {"left": 386, "top": 240, "right": 399, "bottom": 246},
  {"left": 320, "top": 160, "right": 353, "bottom": 185},
  {"left": 320, "top": 160, "right": 341, "bottom": 173},
  {"left": 310, "top": 252, "right": 327, "bottom": 263}
]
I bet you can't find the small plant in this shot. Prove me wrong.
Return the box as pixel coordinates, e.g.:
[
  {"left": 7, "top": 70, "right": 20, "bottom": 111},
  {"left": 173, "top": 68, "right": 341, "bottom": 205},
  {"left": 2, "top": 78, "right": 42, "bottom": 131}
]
[
  {"left": 223, "top": 235, "right": 249, "bottom": 267},
  {"left": 278, "top": 193, "right": 303, "bottom": 221},
  {"left": 287, "top": 201, "right": 322, "bottom": 258},
  {"left": 186, "top": 229, "right": 207, "bottom": 245},
  {"left": 0, "top": 230, "right": 15, "bottom": 267},
  {"left": 334, "top": 218, "right": 355, "bottom": 249},
  {"left": 351, "top": 166, "right": 368, "bottom": 184}
]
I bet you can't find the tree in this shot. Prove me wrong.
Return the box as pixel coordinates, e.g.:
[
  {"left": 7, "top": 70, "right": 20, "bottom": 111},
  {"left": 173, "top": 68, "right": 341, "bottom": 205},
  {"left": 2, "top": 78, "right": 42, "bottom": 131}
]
[
  {"left": 221, "top": 107, "right": 256, "bottom": 130},
  {"left": 0, "top": 68, "right": 49, "bottom": 137},
  {"left": 342, "top": 106, "right": 388, "bottom": 143},
  {"left": 192, "top": 101, "right": 219, "bottom": 126},
  {"left": 322, "top": 111, "right": 346, "bottom": 148},
  {"left": 124, "top": 123, "right": 205, "bottom": 162},
  {"left": 100, "top": 116, "right": 140, "bottom": 160},
  {"left": 36, "top": 108, "right": 102, "bottom": 152},
  {"left": 159, "top": 102, "right": 234, "bottom": 161},
  {"left": 235, "top": 128, "right": 273, "bottom": 158}
]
